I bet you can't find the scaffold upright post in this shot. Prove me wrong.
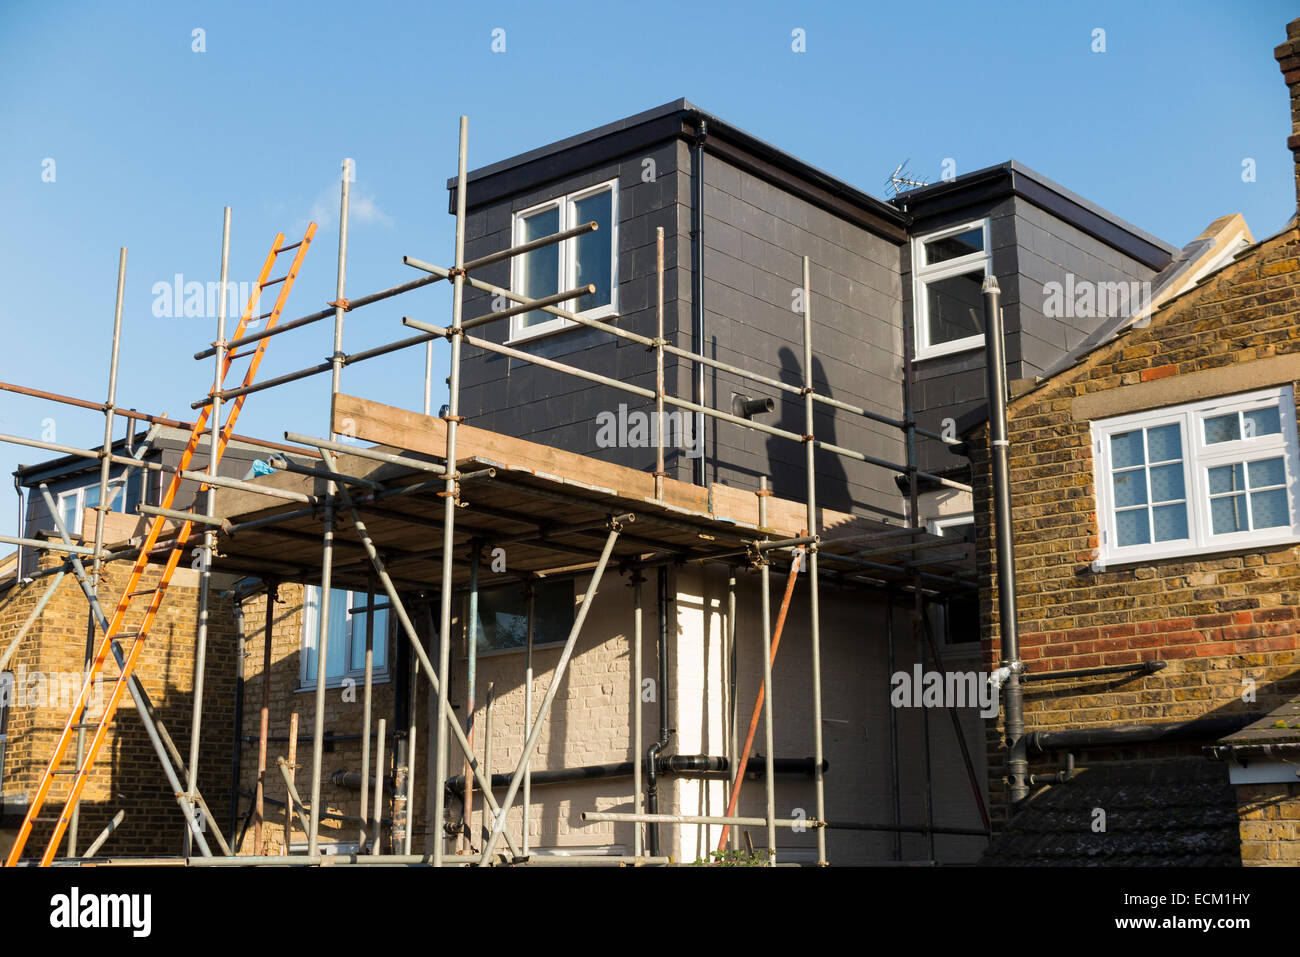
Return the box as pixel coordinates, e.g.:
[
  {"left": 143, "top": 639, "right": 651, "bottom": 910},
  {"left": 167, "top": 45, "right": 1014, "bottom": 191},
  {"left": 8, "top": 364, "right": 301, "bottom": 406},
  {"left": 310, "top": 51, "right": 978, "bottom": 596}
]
[
  {"left": 434, "top": 115, "right": 469, "bottom": 867},
  {"left": 70, "top": 245, "right": 127, "bottom": 857},
  {"left": 758, "top": 476, "right": 777, "bottom": 865},
  {"left": 801, "top": 256, "right": 828, "bottom": 866},
  {"left": 308, "top": 158, "right": 351, "bottom": 857}
]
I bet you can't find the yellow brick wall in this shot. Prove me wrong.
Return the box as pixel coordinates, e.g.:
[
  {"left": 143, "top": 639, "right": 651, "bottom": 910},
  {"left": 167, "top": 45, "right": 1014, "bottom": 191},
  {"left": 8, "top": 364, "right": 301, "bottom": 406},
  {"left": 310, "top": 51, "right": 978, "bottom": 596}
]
[{"left": 972, "top": 225, "right": 1300, "bottom": 834}]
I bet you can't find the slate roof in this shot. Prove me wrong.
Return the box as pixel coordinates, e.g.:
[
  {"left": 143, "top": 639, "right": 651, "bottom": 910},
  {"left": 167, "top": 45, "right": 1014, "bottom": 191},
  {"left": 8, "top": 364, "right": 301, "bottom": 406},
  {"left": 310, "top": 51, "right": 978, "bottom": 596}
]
[
  {"left": 1209, "top": 694, "right": 1300, "bottom": 758},
  {"left": 979, "top": 758, "right": 1240, "bottom": 866}
]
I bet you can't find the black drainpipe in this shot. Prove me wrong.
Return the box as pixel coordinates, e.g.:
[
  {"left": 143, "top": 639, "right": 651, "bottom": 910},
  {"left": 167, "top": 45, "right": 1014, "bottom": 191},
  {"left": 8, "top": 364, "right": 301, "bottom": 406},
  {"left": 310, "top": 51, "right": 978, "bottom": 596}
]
[
  {"left": 442, "top": 755, "right": 827, "bottom": 793},
  {"left": 13, "top": 474, "right": 23, "bottom": 579},
  {"left": 646, "top": 565, "right": 674, "bottom": 855},
  {"left": 691, "top": 118, "right": 708, "bottom": 487},
  {"left": 982, "top": 276, "right": 1028, "bottom": 805},
  {"left": 1025, "top": 712, "right": 1263, "bottom": 755}
]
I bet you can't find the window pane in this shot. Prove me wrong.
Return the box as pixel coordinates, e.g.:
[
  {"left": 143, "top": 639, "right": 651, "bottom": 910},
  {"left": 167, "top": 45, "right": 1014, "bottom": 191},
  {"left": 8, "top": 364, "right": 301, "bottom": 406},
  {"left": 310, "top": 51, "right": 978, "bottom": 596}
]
[
  {"left": 519, "top": 206, "right": 560, "bottom": 329},
  {"left": 923, "top": 228, "right": 983, "bottom": 265},
  {"left": 1243, "top": 406, "right": 1282, "bottom": 439},
  {"left": 1248, "top": 457, "right": 1286, "bottom": 488},
  {"left": 1112, "top": 469, "right": 1147, "bottom": 508},
  {"left": 1152, "top": 503, "right": 1189, "bottom": 542},
  {"left": 1250, "top": 488, "right": 1290, "bottom": 529},
  {"left": 305, "top": 587, "right": 349, "bottom": 683},
  {"left": 1148, "top": 463, "right": 1185, "bottom": 503},
  {"left": 1204, "top": 413, "right": 1240, "bottom": 444},
  {"left": 925, "top": 270, "right": 984, "bottom": 345},
  {"left": 473, "top": 580, "right": 575, "bottom": 652},
  {"left": 349, "top": 602, "right": 388, "bottom": 674},
  {"left": 1110, "top": 431, "right": 1145, "bottom": 469},
  {"left": 1210, "top": 495, "right": 1248, "bottom": 534},
  {"left": 84, "top": 484, "right": 100, "bottom": 510},
  {"left": 1115, "top": 508, "right": 1150, "bottom": 546},
  {"left": 573, "top": 189, "right": 613, "bottom": 312},
  {"left": 324, "top": 590, "right": 348, "bottom": 680},
  {"left": 1146, "top": 424, "right": 1182, "bottom": 463},
  {"left": 1208, "top": 463, "right": 1246, "bottom": 495},
  {"left": 59, "top": 495, "right": 79, "bottom": 535},
  {"left": 302, "top": 586, "right": 320, "bottom": 682}
]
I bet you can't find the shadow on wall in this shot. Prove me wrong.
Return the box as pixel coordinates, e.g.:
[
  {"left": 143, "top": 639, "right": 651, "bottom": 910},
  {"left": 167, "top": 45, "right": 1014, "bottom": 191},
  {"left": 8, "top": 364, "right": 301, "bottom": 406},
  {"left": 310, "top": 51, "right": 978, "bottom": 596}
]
[{"left": 767, "top": 347, "right": 851, "bottom": 514}]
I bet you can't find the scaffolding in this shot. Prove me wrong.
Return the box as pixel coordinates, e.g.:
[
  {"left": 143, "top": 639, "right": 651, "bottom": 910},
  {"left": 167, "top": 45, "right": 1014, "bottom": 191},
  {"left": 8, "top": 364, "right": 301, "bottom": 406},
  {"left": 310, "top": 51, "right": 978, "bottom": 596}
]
[{"left": 0, "top": 116, "right": 987, "bottom": 868}]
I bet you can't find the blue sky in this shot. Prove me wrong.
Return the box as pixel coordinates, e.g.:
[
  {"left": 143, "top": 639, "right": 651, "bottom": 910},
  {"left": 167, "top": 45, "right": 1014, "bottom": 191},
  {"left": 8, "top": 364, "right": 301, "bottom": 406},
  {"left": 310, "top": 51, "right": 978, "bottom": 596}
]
[{"left": 0, "top": 0, "right": 1295, "bottom": 538}]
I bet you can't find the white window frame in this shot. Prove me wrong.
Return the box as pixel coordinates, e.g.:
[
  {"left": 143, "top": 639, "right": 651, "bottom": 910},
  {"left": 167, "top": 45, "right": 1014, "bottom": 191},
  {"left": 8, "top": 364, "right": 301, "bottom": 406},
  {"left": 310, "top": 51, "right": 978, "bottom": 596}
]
[
  {"left": 54, "top": 477, "right": 131, "bottom": 536},
  {"left": 1091, "top": 386, "right": 1300, "bottom": 567},
  {"left": 928, "top": 513, "right": 974, "bottom": 539},
  {"left": 911, "top": 218, "right": 991, "bottom": 360},
  {"left": 508, "top": 179, "right": 619, "bottom": 343},
  {"left": 299, "top": 586, "right": 392, "bottom": 690}
]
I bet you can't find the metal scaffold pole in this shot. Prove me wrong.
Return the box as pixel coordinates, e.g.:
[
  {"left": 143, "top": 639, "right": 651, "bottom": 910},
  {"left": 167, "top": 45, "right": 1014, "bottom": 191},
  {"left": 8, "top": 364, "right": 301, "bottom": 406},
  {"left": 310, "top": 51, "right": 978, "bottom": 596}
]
[
  {"left": 757, "top": 477, "right": 777, "bottom": 864},
  {"left": 255, "top": 581, "right": 277, "bottom": 855},
  {"left": 632, "top": 570, "right": 643, "bottom": 858},
  {"left": 523, "top": 582, "right": 535, "bottom": 856},
  {"left": 308, "top": 158, "right": 351, "bottom": 857},
  {"left": 801, "top": 257, "right": 828, "bottom": 866},
  {"left": 359, "top": 575, "right": 375, "bottom": 851},
  {"left": 69, "top": 246, "right": 127, "bottom": 856},
  {"left": 185, "top": 208, "right": 231, "bottom": 856},
  {"left": 434, "top": 116, "right": 469, "bottom": 867}
]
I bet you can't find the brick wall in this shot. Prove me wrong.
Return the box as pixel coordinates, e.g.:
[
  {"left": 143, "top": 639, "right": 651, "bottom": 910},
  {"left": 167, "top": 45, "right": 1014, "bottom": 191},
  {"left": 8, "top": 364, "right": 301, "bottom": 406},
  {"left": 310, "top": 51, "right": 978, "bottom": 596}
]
[
  {"left": 973, "top": 223, "right": 1300, "bottom": 829},
  {"left": 1237, "top": 781, "right": 1300, "bottom": 865},
  {"left": 0, "top": 556, "right": 238, "bottom": 858},
  {"left": 234, "top": 582, "right": 406, "bottom": 856}
]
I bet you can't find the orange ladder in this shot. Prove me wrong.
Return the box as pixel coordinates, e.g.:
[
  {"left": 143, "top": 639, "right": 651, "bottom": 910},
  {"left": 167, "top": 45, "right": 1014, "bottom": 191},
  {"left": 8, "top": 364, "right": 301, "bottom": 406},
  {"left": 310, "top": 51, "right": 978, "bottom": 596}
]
[{"left": 4, "top": 223, "right": 317, "bottom": 867}]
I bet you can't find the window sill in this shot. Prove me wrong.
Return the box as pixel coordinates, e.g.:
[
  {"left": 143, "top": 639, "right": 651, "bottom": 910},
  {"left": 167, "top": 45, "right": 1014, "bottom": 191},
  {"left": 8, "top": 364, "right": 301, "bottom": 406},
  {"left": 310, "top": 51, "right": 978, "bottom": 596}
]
[
  {"left": 296, "top": 673, "right": 392, "bottom": 693},
  {"left": 915, "top": 337, "right": 984, "bottom": 362},
  {"left": 505, "top": 310, "right": 618, "bottom": 346},
  {"left": 464, "top": 642, "right": 566, "bottom": 660},
  {"left": 1094, "top": 533, "right": 1300, "bottom": 571}
]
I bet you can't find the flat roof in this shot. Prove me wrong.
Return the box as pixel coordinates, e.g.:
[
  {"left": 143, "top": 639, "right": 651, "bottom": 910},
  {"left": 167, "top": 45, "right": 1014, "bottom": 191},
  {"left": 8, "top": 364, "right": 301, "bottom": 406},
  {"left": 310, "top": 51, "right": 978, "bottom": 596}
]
[
  {"left": 893, "top": 160, "right": 1178, "bottom": 270},
  {"left": 445, "top": 98, "right": 909, "bottom": 239}
]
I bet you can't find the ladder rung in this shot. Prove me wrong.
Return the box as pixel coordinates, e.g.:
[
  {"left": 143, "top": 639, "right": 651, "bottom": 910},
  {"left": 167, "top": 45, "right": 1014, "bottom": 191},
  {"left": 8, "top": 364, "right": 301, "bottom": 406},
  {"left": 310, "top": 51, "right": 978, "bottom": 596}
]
[
  {"left": 255, "top": 309, "right": 275, "bottom": 321},
  {"left": 127, "top": 587, "right": 159, "bottom": 598},
  {"left": 33, "top": 816, "right": 66, "bottom": 824},
  {"left": 52, "top": 769, "right": 82, "bottom": 776},
  {"left": 275, "top": 240, "right": 302, "bottom": 254},
  {"left": 111, "top": 630, "right": 143, "bottom": 640},
  {"left": 261, "top": 275, "right": 287, "bottom": 288}
]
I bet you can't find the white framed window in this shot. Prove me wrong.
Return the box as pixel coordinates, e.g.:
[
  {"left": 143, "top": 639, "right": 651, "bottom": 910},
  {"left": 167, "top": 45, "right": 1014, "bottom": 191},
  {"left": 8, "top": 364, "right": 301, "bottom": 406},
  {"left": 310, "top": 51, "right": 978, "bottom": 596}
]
[
  {"left": 53, "top": 475, "right": 138, "bottom": 536},
  {"left": 509, "top": 179, "right": 618, "bottom": 342},
  {"left": 1091, "top": 386, "right": 1300, "bottom": 566},
  {"left": 301, "top": 587, "right": 390, "bottom": 689},
  {"left": 911, "top": 219, "right": 991, "bottom": 360}
]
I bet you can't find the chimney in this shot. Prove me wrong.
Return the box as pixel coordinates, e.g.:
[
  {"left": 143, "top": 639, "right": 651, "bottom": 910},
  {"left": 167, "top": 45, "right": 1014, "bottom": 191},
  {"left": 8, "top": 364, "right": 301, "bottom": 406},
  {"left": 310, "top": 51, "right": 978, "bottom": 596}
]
[{"left": 1276, "top": 18, "right": 1300, "bottom": 212}]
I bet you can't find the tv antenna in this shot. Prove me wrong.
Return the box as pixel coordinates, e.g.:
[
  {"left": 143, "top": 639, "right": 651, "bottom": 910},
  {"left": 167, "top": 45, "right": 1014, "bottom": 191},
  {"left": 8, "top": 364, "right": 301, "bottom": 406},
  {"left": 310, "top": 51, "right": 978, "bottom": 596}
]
[{"left": 885, "top": 159, "right": 929, "bottom": 197}]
